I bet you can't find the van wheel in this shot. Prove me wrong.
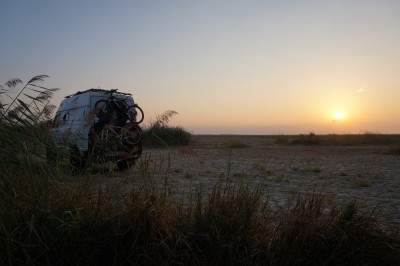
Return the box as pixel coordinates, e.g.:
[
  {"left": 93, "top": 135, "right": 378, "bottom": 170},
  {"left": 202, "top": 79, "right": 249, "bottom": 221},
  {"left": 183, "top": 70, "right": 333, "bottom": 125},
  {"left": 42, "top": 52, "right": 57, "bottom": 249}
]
[
  {"left": 70, "top": 145, "right": 86, "bottom": 172},
  {"left": 116, "top": 159, "right": 131, "bottom": 170}
]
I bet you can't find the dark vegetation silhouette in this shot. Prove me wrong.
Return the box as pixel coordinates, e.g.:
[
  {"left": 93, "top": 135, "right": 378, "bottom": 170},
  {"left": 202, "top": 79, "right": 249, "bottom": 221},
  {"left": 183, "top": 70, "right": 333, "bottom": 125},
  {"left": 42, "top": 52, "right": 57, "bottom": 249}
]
[{"left": 142, "top": 110, "right": 192, "bottom": 147}]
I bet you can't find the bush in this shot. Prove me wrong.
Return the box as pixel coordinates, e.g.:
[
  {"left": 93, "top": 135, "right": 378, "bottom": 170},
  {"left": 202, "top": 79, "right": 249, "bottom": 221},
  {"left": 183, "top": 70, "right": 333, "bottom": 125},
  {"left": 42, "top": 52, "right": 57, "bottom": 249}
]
[
  {"left": 142, "top": 110, "right": 192, "bottom": 148},
  {"left": 291, "top": 132, "right": 320, "bottom": 145}
]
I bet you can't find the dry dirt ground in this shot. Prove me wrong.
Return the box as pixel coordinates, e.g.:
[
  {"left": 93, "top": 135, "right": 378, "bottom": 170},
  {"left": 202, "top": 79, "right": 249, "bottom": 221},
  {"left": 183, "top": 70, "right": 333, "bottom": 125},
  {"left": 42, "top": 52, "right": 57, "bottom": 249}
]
[{"left": 95, "top": 135, "right": 400, "bottom": 227}]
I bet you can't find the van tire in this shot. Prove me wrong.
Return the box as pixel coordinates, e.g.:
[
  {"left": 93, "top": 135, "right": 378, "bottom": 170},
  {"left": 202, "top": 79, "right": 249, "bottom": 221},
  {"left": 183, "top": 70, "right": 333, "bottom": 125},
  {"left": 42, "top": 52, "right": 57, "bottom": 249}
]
[{"left": 116, "top": 159, "right": 129, "bottom": 170}]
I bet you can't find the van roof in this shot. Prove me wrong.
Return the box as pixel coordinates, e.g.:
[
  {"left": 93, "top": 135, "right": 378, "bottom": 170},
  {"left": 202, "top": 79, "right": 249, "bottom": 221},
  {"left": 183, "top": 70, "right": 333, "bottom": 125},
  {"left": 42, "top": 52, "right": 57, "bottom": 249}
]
[{"left": 65, "top": 88, "right": 132, "bottom": 98}]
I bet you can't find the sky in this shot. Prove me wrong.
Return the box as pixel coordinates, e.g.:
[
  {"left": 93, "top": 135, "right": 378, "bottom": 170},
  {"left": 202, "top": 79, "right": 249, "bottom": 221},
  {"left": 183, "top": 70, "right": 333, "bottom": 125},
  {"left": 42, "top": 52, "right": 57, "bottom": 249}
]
[{"left": 1, "top": 0, "right": 399, "bottom": 134}]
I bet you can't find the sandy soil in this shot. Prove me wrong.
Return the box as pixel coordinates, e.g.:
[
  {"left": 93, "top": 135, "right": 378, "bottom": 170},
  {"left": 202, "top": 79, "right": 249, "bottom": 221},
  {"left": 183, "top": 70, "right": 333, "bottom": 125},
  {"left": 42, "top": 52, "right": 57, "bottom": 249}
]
[{"left": 95, "top": 135, "right": 400, "bottom": 226}]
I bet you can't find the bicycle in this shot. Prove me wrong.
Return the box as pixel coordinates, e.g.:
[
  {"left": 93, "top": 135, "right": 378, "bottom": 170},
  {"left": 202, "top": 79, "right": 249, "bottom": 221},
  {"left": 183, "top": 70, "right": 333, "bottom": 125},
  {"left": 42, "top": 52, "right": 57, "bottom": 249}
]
[
  {"left": 88, "top": 121, "right": 143, "bottom": 170},
  {"left": 94, "top": 89, "right": 144, "bottom": 125},
  {"left": 99, "top": 122, "right": 142, "bottom": 147}
]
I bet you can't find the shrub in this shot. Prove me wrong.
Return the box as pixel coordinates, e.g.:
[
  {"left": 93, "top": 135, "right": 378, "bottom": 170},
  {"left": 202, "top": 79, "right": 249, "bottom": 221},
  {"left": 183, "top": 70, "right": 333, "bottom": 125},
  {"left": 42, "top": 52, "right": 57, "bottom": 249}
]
[
  {"left": 291, "top": 132, "right": 320, "bottom": 145},
  {"left": 142, "top": 110, "right": 192, "bottom": 147}
]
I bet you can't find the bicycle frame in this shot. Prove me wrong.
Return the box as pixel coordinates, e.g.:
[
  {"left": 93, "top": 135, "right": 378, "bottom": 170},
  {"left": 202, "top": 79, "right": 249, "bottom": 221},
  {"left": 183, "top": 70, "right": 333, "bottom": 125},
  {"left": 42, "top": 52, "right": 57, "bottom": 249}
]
[{"left": 99, "top": 124, "right": 141, "bottom": 146}]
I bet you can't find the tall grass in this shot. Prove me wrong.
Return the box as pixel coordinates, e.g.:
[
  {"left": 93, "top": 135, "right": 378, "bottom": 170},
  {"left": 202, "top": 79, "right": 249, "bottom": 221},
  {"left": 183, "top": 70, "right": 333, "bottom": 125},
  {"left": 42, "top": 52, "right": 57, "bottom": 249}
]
[
  {"left": 0, "top": 77, "right": 399, "bottom": 265},
  {"left": 1, "top": 179, "right": 399, "bottom": 265},
  {"left": 0, "top": 75, "right": 61, "bottom": 176},
  {"left": 142, "top": 110, "right": 192, "bottom": 148}
]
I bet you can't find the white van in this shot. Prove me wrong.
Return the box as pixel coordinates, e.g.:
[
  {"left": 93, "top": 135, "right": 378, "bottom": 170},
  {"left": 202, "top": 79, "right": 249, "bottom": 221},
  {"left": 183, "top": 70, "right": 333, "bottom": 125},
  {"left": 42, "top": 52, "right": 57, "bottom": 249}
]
[{"left": 49, "top": 89, "right": 144, "bottom": 170}]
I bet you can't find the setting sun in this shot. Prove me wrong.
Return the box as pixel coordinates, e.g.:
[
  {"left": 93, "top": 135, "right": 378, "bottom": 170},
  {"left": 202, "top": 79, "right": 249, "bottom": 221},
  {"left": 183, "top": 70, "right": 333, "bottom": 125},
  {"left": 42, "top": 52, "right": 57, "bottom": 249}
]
[{"left": 334, "top": 113, "right": 345, "bottom": 121}]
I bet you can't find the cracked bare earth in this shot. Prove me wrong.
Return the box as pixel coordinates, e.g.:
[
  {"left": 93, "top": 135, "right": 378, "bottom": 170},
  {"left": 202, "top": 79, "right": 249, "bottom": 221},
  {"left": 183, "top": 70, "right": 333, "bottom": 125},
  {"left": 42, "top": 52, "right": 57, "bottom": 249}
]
[{"left": 95, "top": 135, "right": 400, "bottom": 227}]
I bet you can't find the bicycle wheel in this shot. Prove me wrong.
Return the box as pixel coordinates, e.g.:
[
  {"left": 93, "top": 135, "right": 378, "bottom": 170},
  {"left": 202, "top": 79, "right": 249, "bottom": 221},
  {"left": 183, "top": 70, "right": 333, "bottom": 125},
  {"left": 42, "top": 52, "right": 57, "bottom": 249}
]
[
  {"left": 127, "top": 104, "right": 144, "bottom": 124},
  {"left": 121, "top": 123, "right": 142, "bottom": 146},
  {"left": 94, "top": 99, "right": 112, "bottom": 123}
]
